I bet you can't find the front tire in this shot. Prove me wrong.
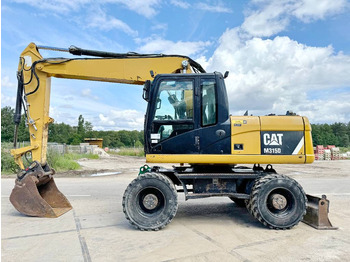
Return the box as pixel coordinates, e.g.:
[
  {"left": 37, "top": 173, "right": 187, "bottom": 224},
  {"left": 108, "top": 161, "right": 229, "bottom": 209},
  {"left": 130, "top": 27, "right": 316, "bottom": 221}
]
[
  {"left": 123, "top": 172, "right": 178, "bottom": 231},
  {"left": 247, "top": 174, "right": 307, "bottom": 229}
]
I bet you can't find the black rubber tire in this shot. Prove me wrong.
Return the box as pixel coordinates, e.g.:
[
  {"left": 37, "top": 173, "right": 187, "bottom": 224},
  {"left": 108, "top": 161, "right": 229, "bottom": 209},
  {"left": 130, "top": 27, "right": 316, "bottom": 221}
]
[
  {"left": 245, "top": 173, "right": 265, "bottom": 215},
  {"left": 247, "top": 174, "right": 307, "bottom": 229},
  {"left": 229, "top": 197, "right": 247, "bottom": 207},
  {"left": 122, "top": 172, "right": 178, "bottom": 231}
]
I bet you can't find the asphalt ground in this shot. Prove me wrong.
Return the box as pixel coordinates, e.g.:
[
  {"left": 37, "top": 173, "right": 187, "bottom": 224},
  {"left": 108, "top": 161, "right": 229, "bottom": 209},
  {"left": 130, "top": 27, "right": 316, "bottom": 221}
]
[{"left": 2, "top": 160, "right": 350, "bottom": 261}]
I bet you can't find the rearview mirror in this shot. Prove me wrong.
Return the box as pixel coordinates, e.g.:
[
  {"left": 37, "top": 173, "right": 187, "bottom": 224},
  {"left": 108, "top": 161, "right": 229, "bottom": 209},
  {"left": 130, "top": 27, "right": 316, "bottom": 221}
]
[
  {"left": 156, "top": 98, "right": 162, "bottom": 109},
  {"left": 143, "top": 80, "right": 151, "bottom": 102}
]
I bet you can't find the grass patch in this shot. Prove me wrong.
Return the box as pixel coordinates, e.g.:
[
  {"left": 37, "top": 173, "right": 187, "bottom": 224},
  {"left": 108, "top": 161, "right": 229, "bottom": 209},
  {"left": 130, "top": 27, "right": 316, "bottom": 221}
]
[
  {"left": 111, "top": 147, "right": 144, "bottom": 157},
  {"left": 60, "top": 153, "right": 99, "bottom": 160},
  {"left": 47, "top": 151, "right": 99, "bottom": 172},
  {"left": 47, "top": 151, "right": 80, "bottom": 172}
]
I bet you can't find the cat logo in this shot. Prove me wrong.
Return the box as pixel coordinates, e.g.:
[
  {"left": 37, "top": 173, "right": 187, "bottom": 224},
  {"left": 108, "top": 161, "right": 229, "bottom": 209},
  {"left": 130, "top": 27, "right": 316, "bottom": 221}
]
[{"left": 263, "top": 133, "right": 283, "bottom": 146}]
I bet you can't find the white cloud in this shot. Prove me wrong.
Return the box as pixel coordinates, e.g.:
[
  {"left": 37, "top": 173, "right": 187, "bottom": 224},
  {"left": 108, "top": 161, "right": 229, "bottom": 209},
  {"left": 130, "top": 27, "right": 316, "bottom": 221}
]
[
  {"left": 97, "top": 109, "right": 144, "bottom": 130},
  {"left": 87, "top": 8, "right": 138, "bottom": 37},
  {"left": 12, "top": 0, "right": 161, "bottom": 18},
  {"left": 1, "top": 76, "right": 17, "bottom": 107},
  {"left": 151, "top": 23, "right": 168, "bottom": 32},
  {"left": 170, "top": 0, "right": 233, "bottom": 13},
  {"left": 280, "top": 93, "right": 350, "bottom": 123},
  {"left": 170, "top": 0, "right": 190, "bottom": 9},
  {"left": 242, "top": 0, "right": 348, "bottom": 37},
  {"left": 195, "top": 2, "right": 233, "bottom": 13},
  {"left": 293, "top": 0, "right": 348, "bottom": 22},
  {"left": 1, "top": 94, "right": 16, "bottom": 107},
  {"left": 242, "top": 2, "right": 290, "bottom": 37},
  {"left": 2, "top": 76, "right": 16, "bottom": 89},
  {"left": 104, "top": 0, "right": 161, "bottom": 18},
  {"left": 81, "top": 88, "right": 99, "bottom": 100},
  {"left": 11, "top": 0, "right": 89, "bottom": 13},
  {"left": 137, "top": 37, "right": 211, "bottom": 57},
  {"left": 204, "top": 28, "right": 350, "bottom": 123}
]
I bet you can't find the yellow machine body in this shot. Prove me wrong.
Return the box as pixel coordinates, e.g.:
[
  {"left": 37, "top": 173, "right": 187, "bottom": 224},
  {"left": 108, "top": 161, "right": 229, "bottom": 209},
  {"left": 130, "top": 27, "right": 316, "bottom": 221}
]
[{"left": 146, "top": 115, "right": 314, "bottom": 164}]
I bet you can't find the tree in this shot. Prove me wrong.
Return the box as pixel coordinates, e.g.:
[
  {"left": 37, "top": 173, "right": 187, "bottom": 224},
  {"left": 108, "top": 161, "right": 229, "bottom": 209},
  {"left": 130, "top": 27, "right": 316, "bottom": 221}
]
[
  {"left": 84, "top": 121, "right": 93, "bottom": 132},
  {"left": 1, "top": 106, "right": 29, "bottom": 143},
  {"left": 1, "top": 106, "right": 15, "bottom": 141},
  {"left": 77, "top": 115, "right": 85, "bottom": 135},
  {"left": 49, "top": 122, "right": 75, "bottom": 143}
]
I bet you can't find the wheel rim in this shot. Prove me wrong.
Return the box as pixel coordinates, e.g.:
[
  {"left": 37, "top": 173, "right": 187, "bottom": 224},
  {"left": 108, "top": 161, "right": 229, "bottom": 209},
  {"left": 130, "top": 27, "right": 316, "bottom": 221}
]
[
  {"left": 137, "top": 187, "right": 165, "bottom": 215},
  {"left": 266, "top": 188, "right": 295, "bottom": 216}
]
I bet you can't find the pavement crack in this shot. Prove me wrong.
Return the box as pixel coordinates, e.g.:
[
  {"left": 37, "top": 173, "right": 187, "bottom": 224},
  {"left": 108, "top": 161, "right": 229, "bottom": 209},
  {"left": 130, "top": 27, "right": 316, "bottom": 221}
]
[
  {"left": 2, "top": 229, "right": 76, "bottom": 240},
  {"left": 184, "top": 225, "right": 250, "bottom": 261},
  {"left": 73, "top": 210, "right": 92, "bottom": 262},
  {"left": 231, "top": 235, "right": 291, "bottom": 251}
]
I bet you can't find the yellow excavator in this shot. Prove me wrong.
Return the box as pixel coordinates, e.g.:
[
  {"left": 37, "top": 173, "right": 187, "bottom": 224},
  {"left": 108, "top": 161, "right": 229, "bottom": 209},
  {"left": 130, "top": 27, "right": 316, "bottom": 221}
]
[{"left": 10, "top": 42, "right": 335, "bottom": 230}]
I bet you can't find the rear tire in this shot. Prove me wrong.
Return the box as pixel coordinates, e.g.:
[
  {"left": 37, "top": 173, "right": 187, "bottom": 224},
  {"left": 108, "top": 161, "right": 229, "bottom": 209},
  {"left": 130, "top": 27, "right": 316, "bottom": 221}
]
[
  {"left": 123, "top": 172, "right": 178, "bottom": 231},
  {"left": 247, "top": 174, "right": 307, "bottom": 229}
]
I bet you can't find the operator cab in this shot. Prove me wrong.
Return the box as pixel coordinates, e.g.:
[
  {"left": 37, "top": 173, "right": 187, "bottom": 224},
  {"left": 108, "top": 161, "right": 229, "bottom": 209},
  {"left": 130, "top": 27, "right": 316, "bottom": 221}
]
[{"left": 144, "top": 72, "right": 231, "bottom": 155}]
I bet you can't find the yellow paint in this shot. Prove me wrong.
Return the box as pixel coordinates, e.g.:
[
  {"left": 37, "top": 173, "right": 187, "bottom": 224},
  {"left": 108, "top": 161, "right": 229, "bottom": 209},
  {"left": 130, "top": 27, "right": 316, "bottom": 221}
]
[
  {"left": 303, "top": 117, "right": 314, "bottom": 163},
  {"left": 146, "top": 154, "right": 305, "bottom": 164},
  {"left": 231, "top": 116, "right": 260, "bottom": 154},
  {"left": 260, "top": 116, "right": 304, "bottom": 131},
  {"left": 11, "top": 145, "right": 39, "bottom": 169},
  {"left": 229, "top": 115, "right": 314, "bottom": 164},
  {"left": 184, "top": 90, "right": 193, "bottom": 118}
]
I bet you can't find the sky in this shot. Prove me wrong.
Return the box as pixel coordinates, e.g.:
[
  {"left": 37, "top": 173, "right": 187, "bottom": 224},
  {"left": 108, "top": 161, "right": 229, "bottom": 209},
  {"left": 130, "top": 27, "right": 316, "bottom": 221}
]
[{"left": 1, "top": 0, "right": 350, "bottom": 130}]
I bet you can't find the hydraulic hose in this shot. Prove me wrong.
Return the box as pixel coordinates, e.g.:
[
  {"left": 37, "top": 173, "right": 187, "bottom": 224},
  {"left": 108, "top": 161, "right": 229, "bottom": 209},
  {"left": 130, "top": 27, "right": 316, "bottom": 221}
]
[{"left": 13, "top": 71, "right": 24, "bottom": 148}]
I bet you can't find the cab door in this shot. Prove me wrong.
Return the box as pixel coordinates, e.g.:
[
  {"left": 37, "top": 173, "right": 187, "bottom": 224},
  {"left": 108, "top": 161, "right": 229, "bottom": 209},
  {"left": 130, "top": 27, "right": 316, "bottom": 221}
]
[
  {"left": 146, "top": 76, "right": 200, "bottom": 154},
  {"left": 197, "top": 75, "right": 231, "bottom": 154}
]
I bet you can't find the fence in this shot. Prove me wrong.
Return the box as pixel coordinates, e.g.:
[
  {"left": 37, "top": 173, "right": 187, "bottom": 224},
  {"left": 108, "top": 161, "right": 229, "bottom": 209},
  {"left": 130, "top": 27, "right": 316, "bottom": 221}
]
[
  {"left": 16, "top": 142, "right": 99, "bottom": 155},
  {"left": 47, "top": 142, "right": 99, "bottom": 155}
]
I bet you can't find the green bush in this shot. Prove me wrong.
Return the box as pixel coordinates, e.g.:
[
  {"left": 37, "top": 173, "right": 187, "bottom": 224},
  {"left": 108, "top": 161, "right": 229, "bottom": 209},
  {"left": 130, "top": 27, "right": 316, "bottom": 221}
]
[
  {"left": 47, "top": 150, "right": 80, "bottom": 171},
  {"left": 339, "top": 147, "right": 350, "bottom": 154},
  {"left": 1, "top": 149, "right": 18, "bottom": 174}
]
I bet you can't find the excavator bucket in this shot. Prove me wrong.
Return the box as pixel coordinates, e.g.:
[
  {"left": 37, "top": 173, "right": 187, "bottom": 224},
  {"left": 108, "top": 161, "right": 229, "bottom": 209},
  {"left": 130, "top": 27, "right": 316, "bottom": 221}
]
[
  {"left": 302, "top": 194, "right": 337, "bottom": 230},
  {"left": 9, "top": 163, "right": 72, "bottom": 218}
]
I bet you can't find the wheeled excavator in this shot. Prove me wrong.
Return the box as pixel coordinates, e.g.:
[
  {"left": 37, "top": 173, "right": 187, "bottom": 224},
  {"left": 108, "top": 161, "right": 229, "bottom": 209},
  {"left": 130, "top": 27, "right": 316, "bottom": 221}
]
[{"left": 10, "top": 43, "right": 335, "bottom": 230}]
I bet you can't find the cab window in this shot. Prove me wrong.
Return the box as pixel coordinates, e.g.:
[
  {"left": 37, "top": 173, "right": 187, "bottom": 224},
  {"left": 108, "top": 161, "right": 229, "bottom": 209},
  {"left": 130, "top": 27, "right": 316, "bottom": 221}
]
[
  {"left": 201, "top": 79, "right": 217, "bottom": 126},
  {"left": 152, "top": 80, "right": 194, "bottom": 142},
  {"left": 154, "top": 80, "right": 193, "bottom": 121}
]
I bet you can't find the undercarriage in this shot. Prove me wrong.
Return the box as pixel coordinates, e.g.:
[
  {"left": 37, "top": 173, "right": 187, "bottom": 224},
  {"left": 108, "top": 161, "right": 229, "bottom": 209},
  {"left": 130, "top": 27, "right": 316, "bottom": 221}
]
[{"left": 123, "top": 164, "right": 336, "bottom": 231}]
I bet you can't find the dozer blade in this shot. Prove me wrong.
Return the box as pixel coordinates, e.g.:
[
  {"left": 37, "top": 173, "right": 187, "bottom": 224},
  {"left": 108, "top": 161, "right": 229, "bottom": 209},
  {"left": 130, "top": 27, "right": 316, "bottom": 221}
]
[
  {"left": 302, "top": 194, "right": 337, "bottom": 230},
  {"left": 10, "top": 174, "right": 72, "bottom": 218}
]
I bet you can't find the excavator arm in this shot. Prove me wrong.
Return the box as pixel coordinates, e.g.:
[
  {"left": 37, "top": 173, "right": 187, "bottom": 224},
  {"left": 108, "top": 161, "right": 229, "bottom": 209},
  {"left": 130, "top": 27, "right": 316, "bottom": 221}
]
[{"left": 10, "top": 42, "right": 204, "bottom": 217}]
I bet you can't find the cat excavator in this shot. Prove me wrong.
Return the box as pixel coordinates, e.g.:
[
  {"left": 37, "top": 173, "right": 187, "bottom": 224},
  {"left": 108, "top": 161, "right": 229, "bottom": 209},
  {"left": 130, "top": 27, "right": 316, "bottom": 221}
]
[{"left": 10, "top": 42, "right": 335, "bottom": 230}]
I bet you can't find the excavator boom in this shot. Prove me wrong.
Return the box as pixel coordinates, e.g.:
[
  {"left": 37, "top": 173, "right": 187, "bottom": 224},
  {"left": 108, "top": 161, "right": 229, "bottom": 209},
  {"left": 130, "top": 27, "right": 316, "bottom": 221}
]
[{"left": 10, "top": 42, "right": 202, "bottom": 218}]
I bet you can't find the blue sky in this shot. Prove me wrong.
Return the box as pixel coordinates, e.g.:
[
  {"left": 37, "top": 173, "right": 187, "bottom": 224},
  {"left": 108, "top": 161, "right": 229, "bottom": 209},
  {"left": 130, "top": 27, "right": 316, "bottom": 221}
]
[{"left": 1, "top": 0, "right": 350, "bottom": 130}]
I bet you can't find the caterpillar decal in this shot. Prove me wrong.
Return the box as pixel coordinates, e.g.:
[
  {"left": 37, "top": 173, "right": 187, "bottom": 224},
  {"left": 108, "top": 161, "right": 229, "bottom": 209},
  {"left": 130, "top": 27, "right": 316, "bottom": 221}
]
[{"left": 261, "top": 131, "right": 304, "bottom": 155}]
